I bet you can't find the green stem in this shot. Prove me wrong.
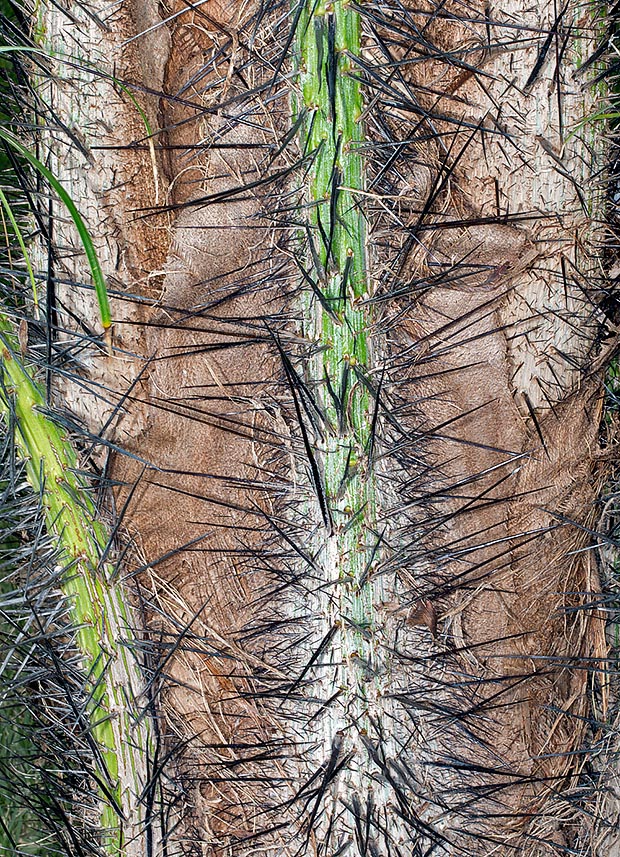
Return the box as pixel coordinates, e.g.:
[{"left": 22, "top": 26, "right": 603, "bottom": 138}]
[
  {"left": 295, "top": 0, "right": 383, "bottom": 771},
  {"left": 0, "top": 316, "right": 151, "bottom": 855}
]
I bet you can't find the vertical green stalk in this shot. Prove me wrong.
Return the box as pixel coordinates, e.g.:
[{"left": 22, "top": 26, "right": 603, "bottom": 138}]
[
  {"left": 295, "top": 0, "right": 385, "bottom": 788},
  {"left": 0, "top": 317, "right": 151, "bottom": 855}
]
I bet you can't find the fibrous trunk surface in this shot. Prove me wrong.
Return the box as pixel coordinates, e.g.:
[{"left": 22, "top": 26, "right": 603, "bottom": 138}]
[{"left": 33, "top": 0, "right": 616, "bottom": 854}]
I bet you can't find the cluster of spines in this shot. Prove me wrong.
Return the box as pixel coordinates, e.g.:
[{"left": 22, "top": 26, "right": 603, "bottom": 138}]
[{"left": 0, "top": 0, "right": 618, "bottom": 855}]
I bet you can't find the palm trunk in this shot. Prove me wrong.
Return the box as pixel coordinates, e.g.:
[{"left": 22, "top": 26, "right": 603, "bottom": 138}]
[{"left": 2, "top": 0, "right": 618, "bottom": 854}]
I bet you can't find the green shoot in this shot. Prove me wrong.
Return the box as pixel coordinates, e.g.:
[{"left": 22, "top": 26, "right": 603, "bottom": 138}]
[{"left": 0, "top": 128, "right": 110, "bottom": 333}]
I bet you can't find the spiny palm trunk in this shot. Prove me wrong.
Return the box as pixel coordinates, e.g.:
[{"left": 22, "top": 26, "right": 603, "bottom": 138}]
[{"left": 3, "top": 0, "right": 618, "bottom": 854}]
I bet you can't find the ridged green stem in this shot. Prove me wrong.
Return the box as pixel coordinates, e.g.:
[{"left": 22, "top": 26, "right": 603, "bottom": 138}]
[
  {"left": 0, "top": 316, "right": 151, "bottom": 855},
  {"left": 296, "top": 0, "right": 382, "bottom": 744}
]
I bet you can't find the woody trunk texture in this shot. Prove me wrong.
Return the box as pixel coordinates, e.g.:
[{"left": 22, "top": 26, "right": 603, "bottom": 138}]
[{"left": 8, "top": 0, "right": 619, "bottom": 854}]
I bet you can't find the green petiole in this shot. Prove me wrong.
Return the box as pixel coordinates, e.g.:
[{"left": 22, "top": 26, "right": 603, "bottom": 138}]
[
  {"left": 295, "top": 0, "right": 382, "bottom": 750},
  {"left": 0, "top": 316, "right": 151, "bottom": 854}
]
